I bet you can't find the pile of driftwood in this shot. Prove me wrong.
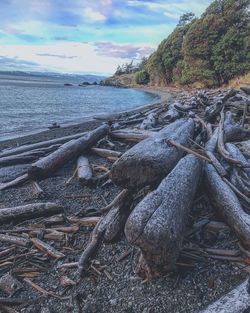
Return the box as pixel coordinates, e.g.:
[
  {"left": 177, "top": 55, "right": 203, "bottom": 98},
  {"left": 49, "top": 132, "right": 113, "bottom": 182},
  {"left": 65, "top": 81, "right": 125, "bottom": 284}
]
[{"left": 0, "top": 87, "right": 250, "bottom": 312}]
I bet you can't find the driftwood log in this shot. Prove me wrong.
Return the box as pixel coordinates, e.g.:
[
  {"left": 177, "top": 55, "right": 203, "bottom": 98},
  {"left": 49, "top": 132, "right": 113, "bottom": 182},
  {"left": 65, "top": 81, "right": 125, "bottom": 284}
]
[
  {"left": 77, "top": 156, "right": 93, "bottom": 183},
  {"left": 0, "top": 131, "right": 88, "bottom": 158},
  {"left": 28, "top": 124, "right": 109, "bottom": 180},
  {"left": 205, "top": 163, "right": 250, "bottom": 249},
  {"left": 78, "top": 189, "right": 132, "bottom": 275},
  {"left": 140, "top": 113, "right": 157, "bottom": 130},
  {"left": 110, "top": 128, "right": 154, "bottom": 142},
  {"left": 0, "top": 144, "right": 61, "bottom": 167},
  {"left": 110, "top": 118, "right": 195, "bottom": 189},
  {"left": 0, "top": 202, "right": 63, "bottom": 224},
  {"left": 125, "top": 155, "right": 202, "bottom": 278},
  {"left": 200, "top": 278, "right": 250, "bottom": 313}
]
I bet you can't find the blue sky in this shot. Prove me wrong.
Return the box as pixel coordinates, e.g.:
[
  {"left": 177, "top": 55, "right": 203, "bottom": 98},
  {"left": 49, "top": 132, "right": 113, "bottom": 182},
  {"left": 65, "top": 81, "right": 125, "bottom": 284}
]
[{"left": 0, "top": 0, "right": 212, "bottom": 75}]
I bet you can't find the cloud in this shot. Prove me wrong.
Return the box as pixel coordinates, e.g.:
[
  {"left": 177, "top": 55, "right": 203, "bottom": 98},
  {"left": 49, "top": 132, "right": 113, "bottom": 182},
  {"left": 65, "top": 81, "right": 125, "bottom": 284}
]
[
  {"left": 83, "top": 7, "right": 106, "bottom": 22},
  {"left": 94, "top": 42, "right": 154, "bottom": 59},
  {"left": 36, "top": 53, "right": 77, "bottom": 59},
  {"left": 0, "top": 56, "right": 42, "bottom": 70}
]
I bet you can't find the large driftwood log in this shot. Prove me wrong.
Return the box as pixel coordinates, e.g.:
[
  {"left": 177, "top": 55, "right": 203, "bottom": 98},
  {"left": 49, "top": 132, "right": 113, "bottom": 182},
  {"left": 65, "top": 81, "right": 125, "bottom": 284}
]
[
  {"left": 77, "top": 156, "right": 92, "bottom": 183},
  {"left": 28, "top": 124, "right": 109, "bottom": 180},
  {"left": 0, "top": 202, "right": 63, "bottom": 224},
  {"left": 110, "top": 118, "right": 194, "bottom": 189},
  {"left": 0, "top": 131, "right": 88, "bottom": 158},
  {"left": 205, "top": 163, "right": 250, "bottom": 249},
  {"left": 125, "top": 155, "right": 202, "bottom": 278},
  {"left": 200, "top": 278, "right": 250, "bottom": 313}
]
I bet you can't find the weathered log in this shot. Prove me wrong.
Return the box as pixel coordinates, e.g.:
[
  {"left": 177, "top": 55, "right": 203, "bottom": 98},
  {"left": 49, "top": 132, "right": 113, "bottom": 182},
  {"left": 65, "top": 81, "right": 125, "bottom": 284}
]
[
  {"left": 110, "top": 129, "right": 154, "bottom": 142},
  {"left": 91, "top": 147, "right": 122, "bottom": 158},
  {"left": 110, "top": 118, "right": 195, "bottom": 189},
  {"left": 241, "top": 86, "right": 250, "bottom": 95},
  {"left": 0, "top": 144, "right": 61, "bottom": 167},
  {"left": 205, "top": 163, "right": 250, "bottom": 249},
  {"left": 77, "top": 156, "right": 92, "bottom": 183},
  {"left": 125, "top": 155, "right": 202, "bottom": 278},
  {"left": 0, "top": 202, "right": 63, "bottom": 224},
  {"left": 161, "top": 103, "right": 180, "bottom": 122},
  {"left": 224, "top": 112, "right": 250, "bottom": 142},
  {"left": 140, "top": 113, "right": 157, "bottom": 130},
  {"left": 0, "top": 174, "right": 29, "bottom": 191},
  {"left": 0, "top": 164, "right": 29, "bottom": 183},
  {"left": 199, "top": 278, "right": 250, "bottom": 313},
  {"left": 236, "top": 140, "right": 250, "bottom": 159},
  {"left": 28, "top": 124, "right": 109, "bottom": 180},
  {"left": 78, "top": 189, "right": 132, "bottom": 275},
  {"left": 0, "top": 132, "right": 88, "bottom": 158}
]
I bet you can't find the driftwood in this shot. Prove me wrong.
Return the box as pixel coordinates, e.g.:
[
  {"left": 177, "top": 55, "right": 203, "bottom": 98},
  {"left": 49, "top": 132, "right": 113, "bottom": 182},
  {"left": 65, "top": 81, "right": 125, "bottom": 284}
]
[
  {"left": 110, "top": 128, "right": 154, "bottom": 142},
  {"left": 205, "top": 163, "right": 250, "bottom": 249},
  {"left": 78, "top": 189, "right": 132, "bottom": 275},
  {"left": 91, "top": 147, "right": 122, "bottom": 158},
  {"left": 0, "top": 174, "right": 29, "bottom": 191},
  {"left": 125, "top": 155, "right": 202, "bottom": 278},
  {"left": 28, "top": 124, "right": 109, "bottom": 180},
  {"left": 200, "top": 278, "right": 250, "bottom": 313},
  {"left": 0, "top": 131, "right": 89, "bottom": 158},
  {"left": 110, "top": 118, "right": 194, "bottom": 189},
  {"left": 0, "top": 164, "right": 29, "bottom": 183},
  {"left": 77, "top": 156, "right": 92, "bottom": 183},
  {"left": 0, "top": 144, "right": 61, "bottom": 167},
  {"left": 162, "top": 103, "right": 180, "bottom": 122},
  {"left": 224, "top": 112, "right": 250, "bottom": 142},
  {"left": 140, "top": 113, "right": 157, "bottom": 130},
  {"left": 0, "top": 202, "right": 63, "bottom": 224}
]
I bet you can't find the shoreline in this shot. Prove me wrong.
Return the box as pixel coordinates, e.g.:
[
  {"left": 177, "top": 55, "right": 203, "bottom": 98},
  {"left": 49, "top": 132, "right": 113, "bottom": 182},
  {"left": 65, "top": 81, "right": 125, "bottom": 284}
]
[{"left": 0, "top": 86, "right": 174, "bottom": 150}]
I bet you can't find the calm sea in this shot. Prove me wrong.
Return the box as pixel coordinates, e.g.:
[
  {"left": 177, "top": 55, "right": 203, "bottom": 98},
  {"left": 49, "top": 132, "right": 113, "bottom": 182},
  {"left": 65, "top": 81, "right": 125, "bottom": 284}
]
[{"left": 0, "top": 73, "right": 158, "bottom": 141}]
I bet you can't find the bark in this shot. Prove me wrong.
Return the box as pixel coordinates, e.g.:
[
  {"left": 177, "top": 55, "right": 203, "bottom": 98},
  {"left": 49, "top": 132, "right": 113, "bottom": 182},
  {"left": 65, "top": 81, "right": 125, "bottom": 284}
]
[
  {"left": 205, "top": 163, "right": 250, "bottom": 249},
  {"left": 28, "top": 124, "right": 109, "bottom": 180},
  {"left": 76, "top": 155, "right": 92, "bottom": 183},
  {"left": 0, "top": 202, "right": 63, "bottom": 224},
  {"left": 199, "top": 278, "right": 250, "bottom": 313},
  {"left": 125, "top": 155, "right": 202, "bottom": 278},
  {"left": 110, "top": 118, "right": 195, "bottom": 189}
]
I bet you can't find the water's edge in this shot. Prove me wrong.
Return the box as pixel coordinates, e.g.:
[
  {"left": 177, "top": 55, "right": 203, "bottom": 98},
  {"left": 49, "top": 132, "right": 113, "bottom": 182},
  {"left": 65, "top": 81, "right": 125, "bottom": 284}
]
[{"left": 0, "top": 87, "right": 170, "bottom": 147}]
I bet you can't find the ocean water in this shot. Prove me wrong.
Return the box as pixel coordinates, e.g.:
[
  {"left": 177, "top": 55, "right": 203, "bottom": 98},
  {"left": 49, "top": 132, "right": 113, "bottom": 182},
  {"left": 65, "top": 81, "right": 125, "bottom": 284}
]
[{"left": 0, "top": 74, "right": 158, "bottom": 141}]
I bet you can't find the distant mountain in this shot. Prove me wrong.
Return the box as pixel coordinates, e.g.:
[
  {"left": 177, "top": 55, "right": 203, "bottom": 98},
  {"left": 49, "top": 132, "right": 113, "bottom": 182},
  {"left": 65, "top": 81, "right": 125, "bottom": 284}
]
[{"left": 0, "top": 70, "right": 107, "bottom": 83}]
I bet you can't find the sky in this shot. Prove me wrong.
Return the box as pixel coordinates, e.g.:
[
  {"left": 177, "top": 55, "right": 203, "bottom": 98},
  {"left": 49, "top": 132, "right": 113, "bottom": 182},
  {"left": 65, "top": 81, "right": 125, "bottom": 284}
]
[{"left": 0, "top": 0, "right": 212, "bottom": 75}]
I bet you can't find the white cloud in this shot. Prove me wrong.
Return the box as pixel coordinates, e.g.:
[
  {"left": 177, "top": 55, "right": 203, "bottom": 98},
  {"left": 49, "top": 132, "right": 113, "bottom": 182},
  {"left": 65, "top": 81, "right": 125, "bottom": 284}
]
[
  {"left": 0, "top": 42, "right": 140, "bottom": 74},
  {"left": 83, "top": 7, "right": 106, "bottom": 22}
]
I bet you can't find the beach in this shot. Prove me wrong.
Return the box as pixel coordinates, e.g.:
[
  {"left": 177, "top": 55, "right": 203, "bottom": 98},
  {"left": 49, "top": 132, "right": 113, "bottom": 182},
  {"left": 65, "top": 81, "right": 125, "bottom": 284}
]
[{"left": 0, "top": 86, "right": 246, "bottom": 313}]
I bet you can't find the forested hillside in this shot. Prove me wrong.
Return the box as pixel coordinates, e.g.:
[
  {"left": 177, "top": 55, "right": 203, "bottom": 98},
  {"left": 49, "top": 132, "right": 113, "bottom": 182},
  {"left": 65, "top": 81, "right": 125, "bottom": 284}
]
[{"left": 145, "top": 0, "right": 249, "bottom": 87}]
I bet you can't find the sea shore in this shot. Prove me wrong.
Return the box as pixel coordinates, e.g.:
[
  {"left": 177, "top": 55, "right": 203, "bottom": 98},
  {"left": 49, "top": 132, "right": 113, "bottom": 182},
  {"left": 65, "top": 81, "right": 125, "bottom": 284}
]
[{"left": 0, "top": 86, "right": 173, "bottom": 151}]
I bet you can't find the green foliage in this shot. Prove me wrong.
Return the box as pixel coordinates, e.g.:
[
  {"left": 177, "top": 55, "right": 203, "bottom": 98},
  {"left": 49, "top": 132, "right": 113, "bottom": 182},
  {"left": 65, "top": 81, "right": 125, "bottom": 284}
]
[
  {"left": 145, "top": 0, "right": 250, "bottom": 87},
  {"left": 135, "top": 70, "right": 150, "bottom": 85}
]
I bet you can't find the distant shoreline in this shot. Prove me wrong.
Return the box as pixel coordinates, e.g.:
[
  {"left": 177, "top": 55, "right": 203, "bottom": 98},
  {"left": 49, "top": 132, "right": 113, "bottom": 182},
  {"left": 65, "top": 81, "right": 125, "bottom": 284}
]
[{"left": 0, "top": 87, "right": 174, "bottom": 150}]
